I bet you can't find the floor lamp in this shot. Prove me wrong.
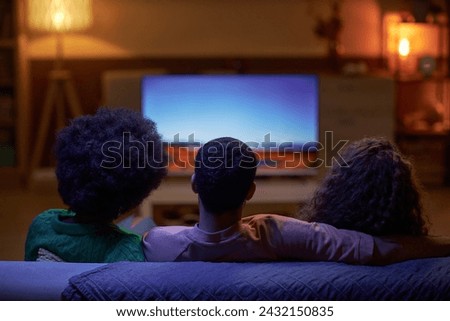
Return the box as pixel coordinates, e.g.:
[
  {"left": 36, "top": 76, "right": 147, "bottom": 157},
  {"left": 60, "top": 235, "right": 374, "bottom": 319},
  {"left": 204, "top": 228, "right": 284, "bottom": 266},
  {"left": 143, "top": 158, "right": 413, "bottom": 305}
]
[{"left": 27, "top": 0, "right": 93, "bottom": 178}]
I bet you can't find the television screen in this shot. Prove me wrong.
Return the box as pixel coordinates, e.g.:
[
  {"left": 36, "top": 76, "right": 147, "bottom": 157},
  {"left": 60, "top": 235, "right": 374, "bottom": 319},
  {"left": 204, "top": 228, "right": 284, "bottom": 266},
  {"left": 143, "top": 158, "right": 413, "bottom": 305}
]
[{"left": 141, "top": 74, "right": 319, "bottom": 175}]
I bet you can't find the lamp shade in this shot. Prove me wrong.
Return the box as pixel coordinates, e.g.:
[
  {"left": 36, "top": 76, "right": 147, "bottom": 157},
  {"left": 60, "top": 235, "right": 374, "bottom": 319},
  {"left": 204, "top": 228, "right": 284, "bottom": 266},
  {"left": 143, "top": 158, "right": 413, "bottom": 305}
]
[
  {"left": 28, "top": 0, "right": 93, "bottom": 33},
  {"left": 383, "top": 12, "right": 445, "bottom": 75},
  {"left": 392, "top": 23, "right": 440, "bottom": 57}
]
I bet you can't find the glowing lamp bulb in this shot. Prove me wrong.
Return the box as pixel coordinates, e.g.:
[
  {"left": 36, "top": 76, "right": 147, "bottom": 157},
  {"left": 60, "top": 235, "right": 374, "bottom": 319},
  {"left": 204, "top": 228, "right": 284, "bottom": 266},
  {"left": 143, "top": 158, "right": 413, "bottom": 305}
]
[
  {"left": 52, "top": 11, "right": 66, "bottom": 30},
  {"left": 398, "top": 38, "right": 410, "bottom": 57}
]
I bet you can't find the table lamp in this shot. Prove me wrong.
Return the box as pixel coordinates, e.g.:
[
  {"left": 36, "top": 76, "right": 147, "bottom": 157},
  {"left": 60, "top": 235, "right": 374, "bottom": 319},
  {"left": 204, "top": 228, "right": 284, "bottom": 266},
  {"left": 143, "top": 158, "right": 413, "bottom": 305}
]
[
  {"left": 383, "top": 12, "right": 443, "bottom": 78},
  {"left": 27, "top": 0, "right": 93, "bottom": 174}
]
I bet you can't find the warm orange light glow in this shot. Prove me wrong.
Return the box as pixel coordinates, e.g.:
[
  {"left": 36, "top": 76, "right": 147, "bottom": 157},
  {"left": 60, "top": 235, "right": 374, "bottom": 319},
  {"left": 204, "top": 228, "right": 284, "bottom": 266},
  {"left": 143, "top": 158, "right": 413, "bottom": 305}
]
[
  {"left": 398, "top": 38, "right": 410, "bottom": 57},
  {"left": 28, "top": 0, "right": 93, "bottom": 33},
  {"left": 52, "top": 11, "right": 66, "bottom": 30}
]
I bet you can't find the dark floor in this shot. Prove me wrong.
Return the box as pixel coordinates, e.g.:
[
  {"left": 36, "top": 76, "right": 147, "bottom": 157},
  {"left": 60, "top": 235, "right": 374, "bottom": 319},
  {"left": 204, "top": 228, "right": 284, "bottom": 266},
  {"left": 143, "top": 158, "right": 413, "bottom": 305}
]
[{"left": 0, "top": 171, "right": 449, "bottom": 261}]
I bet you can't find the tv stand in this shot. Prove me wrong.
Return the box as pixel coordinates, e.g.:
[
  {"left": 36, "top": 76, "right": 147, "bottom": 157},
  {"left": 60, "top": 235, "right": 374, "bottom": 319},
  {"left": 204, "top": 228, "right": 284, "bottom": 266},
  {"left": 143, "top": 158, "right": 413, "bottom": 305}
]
[{"left": 139, "top": 175, "right": 318, "bottom": 225}]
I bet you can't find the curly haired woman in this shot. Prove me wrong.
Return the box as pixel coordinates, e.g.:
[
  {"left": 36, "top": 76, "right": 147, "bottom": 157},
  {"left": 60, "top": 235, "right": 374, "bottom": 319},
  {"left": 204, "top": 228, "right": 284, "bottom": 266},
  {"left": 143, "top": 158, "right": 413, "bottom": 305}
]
[
  {"left": 299, "top": 137, "right": 428, "bottom": 236},
  {"left": 25, "top": 108, "right": 167, "bottom": 262}
]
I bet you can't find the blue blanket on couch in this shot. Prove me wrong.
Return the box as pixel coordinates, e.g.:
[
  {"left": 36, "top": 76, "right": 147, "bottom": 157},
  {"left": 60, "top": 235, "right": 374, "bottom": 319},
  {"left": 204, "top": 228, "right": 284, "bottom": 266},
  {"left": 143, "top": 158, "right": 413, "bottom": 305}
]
[{"left": 61, "top": 257, "right": 450, "bottom": 300}]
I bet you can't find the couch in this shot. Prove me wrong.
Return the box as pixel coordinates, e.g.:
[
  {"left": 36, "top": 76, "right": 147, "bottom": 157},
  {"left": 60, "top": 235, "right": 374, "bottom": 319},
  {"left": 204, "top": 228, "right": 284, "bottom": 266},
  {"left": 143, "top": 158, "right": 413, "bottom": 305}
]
[{"left": 1, "top": 257, "right": 450, "bottom": 300}]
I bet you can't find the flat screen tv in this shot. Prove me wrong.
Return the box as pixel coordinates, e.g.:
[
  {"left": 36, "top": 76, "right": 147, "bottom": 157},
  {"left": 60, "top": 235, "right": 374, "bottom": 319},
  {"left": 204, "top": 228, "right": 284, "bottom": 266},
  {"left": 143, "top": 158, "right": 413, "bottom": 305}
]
[{"left": 141, "top": 74, "right": 319, "bottom": 176}]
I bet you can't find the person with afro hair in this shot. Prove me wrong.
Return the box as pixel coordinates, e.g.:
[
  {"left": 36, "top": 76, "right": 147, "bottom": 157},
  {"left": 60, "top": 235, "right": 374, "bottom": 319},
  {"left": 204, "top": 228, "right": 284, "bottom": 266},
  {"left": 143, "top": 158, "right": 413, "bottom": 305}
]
[
  {"left": 25, "top": 107, "right": 167, "bottom": 262},
  {"left": 298, "top": 137, "right": 428, "bottom": 236},
  {"left": 143, "top": 137, "right": 450, "bottom": 264}
]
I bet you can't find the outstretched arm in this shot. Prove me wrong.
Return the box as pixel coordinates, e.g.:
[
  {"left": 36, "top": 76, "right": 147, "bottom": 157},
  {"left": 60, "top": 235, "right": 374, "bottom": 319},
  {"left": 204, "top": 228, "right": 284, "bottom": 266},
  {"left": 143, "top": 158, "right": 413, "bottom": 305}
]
[{"left": 268, "top": 215, "right": 450, "bottom": 265}]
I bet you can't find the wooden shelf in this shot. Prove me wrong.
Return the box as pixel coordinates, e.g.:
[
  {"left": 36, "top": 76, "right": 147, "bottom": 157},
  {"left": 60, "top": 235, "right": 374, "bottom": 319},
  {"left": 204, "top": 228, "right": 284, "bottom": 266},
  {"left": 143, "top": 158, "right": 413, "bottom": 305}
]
[{"left": 396, "top": 130, "right": 450, "bottom": 137}]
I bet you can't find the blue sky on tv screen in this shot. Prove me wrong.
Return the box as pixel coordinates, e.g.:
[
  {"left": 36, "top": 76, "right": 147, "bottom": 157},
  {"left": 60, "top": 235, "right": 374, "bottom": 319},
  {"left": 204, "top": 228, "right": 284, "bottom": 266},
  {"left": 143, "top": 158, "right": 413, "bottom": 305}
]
[{"left": 142, "top": 74, "right": 318, "bottom": 149}]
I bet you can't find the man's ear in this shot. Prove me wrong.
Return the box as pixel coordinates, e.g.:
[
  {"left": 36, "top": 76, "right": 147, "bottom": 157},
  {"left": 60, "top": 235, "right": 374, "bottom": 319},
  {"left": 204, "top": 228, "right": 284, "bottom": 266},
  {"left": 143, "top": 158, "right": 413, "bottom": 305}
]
[
  {"left": 246, "top": 182, "right": 256, "bottom": 201},
  {"left": 191, "top": 174, "right": 198, "bottom": 194}
]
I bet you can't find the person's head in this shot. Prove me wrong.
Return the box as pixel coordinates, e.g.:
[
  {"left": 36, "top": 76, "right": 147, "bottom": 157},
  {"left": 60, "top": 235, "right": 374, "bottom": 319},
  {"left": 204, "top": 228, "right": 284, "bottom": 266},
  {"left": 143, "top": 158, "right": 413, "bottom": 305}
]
[
  {"left": 192, "top": 137, "right": 259, "bottom": 214},
  {"left": 55, "top": 107, "right": 167, "bottom": 223},
  {"left": 301, "top": 137, "right": 427, "bottom": 236}
]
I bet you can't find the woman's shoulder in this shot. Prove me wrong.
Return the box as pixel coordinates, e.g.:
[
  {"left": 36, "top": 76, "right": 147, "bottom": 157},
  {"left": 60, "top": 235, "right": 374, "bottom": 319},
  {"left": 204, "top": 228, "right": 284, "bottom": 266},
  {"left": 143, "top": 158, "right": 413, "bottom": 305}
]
[{"left": 30, "top": 208, "right": 72, "bottom": 225}]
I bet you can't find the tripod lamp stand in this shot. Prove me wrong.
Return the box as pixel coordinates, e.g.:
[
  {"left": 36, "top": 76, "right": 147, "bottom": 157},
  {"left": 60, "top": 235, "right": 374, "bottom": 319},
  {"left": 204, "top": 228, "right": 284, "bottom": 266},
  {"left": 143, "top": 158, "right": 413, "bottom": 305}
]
[{"left": 27, "top": 0, "right": 93, "bottom": 175}]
